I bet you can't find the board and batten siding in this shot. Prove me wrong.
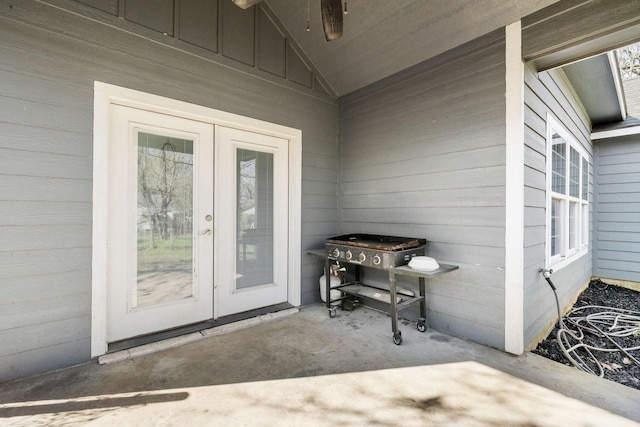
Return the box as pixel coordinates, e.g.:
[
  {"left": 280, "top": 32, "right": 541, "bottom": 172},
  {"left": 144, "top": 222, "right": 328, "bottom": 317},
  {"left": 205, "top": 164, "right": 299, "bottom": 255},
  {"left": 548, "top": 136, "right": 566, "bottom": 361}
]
[
  {"left": 0, "top": 0, "right": 339, "bottom": 381},
  {"left": 339, "top": 29, "right": 508, "bottom": 349},
  {"left": 593, "top": 134, "right": 640, "bottom": 283},
  {"left": 522, "top": 63, "right": 593, "bottom": 348}
]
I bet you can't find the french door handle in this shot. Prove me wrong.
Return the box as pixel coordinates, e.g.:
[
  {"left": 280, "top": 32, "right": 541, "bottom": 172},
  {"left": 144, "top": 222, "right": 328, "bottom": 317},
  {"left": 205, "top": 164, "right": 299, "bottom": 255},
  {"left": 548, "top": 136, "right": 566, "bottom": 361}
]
[{"left": 200, "top": 228, "right": 213, "bottom": 236}]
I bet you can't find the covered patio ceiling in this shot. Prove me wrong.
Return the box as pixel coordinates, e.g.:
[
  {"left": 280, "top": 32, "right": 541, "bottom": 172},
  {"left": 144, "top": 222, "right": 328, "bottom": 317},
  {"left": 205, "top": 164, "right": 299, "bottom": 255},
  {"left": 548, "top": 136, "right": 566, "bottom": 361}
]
[{"left": 264, "top": 0, "right": 560, "bottom": 96}]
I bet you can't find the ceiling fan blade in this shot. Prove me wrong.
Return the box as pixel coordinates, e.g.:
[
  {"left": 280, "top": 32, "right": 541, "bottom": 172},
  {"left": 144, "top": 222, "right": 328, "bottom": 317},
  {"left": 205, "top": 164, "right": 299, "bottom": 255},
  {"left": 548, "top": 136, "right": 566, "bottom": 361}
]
[
  {"left": 232, "top": 0, "right": 263, "bottom": 9},
  {"left": 321, "top": 0, "right": 343, "bottom": 41}
]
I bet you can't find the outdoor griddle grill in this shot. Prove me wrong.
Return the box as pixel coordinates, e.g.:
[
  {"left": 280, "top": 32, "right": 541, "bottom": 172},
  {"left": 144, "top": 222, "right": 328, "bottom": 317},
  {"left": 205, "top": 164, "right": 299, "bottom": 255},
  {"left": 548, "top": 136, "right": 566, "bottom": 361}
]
[{"left": 317, "top": 234, "right": 459, "bottom": 345}]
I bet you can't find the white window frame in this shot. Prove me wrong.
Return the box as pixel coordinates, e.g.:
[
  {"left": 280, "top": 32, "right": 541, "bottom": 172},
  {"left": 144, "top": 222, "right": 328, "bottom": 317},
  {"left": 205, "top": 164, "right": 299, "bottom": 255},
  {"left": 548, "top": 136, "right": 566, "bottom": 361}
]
[{"left": 546, "top": 114, "right": 589, "bottom": 271}]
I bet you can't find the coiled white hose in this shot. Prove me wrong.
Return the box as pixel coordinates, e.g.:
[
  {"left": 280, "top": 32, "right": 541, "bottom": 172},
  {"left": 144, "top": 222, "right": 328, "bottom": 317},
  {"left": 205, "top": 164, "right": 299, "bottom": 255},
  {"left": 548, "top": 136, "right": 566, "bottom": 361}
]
[{"left": 555, "top": 302, "right": 640, "bottom": 377}]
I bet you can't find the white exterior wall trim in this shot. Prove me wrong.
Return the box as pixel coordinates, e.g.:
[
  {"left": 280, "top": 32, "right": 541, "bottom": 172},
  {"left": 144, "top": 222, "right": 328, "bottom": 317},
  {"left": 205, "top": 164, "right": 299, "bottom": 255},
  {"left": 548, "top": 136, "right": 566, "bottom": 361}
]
[
  {"left": 607, "top": 51, "right": 627, "bottom": 121},
  {"left": 591, "top": 125, "right": 640, "bottom": 140},
  {"left": 504, "top": 21, "right": 525, "bottom": 355},
  {"left": 91, "top": 81, "right": 302, "bottom": 357}
]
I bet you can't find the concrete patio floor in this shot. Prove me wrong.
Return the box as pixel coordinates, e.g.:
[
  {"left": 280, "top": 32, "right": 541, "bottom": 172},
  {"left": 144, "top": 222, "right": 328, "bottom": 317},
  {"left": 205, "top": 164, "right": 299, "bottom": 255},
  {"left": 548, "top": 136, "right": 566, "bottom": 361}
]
[{"left": 1, "top": 304, "right": 639, "bottom": 426}]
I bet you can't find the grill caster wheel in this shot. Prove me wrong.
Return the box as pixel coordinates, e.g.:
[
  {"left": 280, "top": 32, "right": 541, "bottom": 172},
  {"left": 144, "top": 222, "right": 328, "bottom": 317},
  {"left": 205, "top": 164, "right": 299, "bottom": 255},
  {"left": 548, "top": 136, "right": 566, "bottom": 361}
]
[
  {"left": 393, "top": 332, "right": 402, "bottom": 345},
  {"left": 417, "top": 320, "right": 427, "bottom": 333},
  {"left": 328, "top": 307, "right": 337, "bottom": 318}
]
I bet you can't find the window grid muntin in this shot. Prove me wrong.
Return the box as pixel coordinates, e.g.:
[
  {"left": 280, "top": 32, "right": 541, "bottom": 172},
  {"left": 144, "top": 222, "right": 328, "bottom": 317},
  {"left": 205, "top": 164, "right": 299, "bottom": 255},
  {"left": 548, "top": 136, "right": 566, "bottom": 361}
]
[{"left": 547, "top": 116, "right": 590, "bottom": 267}]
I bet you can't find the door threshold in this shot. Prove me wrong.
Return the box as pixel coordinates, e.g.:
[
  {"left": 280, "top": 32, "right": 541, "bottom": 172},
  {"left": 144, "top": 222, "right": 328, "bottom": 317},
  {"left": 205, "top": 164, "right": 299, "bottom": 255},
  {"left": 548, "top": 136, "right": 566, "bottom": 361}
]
[{"left": 100, "top": 304, "right": 296, "bottom": 365}]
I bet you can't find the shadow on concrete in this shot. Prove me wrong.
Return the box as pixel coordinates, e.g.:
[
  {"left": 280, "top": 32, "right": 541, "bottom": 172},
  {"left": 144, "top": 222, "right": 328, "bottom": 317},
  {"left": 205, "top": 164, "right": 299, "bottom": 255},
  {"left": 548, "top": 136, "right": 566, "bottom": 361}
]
[
  {"left": 0, "top": 391, "right": 188, "bottom": 417},
  {"left": 0, "top": 305, "right": 639, "bottom": 425}
]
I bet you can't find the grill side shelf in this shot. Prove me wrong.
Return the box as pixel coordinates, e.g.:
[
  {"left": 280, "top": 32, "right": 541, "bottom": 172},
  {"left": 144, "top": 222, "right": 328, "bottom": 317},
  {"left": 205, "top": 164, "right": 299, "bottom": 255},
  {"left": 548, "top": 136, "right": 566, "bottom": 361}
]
[{"left": 393, "top": 264, "right": 459, "bottom": 278}]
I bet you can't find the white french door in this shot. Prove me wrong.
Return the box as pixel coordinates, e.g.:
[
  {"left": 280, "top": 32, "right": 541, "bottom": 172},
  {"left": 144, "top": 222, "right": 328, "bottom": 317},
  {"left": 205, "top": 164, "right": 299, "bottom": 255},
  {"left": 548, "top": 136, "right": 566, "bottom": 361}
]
[
  {"left": 215, "top": 127, "right": 289, "bottom": 317},
  {"left": 107, "top": 105, "right": 214, "bottom": 342},
  {"left": 106, "top": 105, "right": 290, "bottom": 342},
  {"left": 93, "top": 82, "right": 302, "bottom": 355}
]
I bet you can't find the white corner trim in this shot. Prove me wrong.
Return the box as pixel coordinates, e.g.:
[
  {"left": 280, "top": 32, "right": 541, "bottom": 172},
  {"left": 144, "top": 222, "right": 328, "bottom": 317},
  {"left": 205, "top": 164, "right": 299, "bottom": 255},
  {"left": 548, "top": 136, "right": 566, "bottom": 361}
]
[{"left": 504, "top": 21, "right": 525, "bottom": 355}]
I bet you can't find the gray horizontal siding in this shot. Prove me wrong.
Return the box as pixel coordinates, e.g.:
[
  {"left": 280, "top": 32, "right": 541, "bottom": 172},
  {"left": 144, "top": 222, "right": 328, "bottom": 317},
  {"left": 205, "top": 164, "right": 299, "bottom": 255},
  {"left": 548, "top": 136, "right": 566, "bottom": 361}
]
[
  {"left": 593, "top": 135, "right": 640, "bottom": 283},
  {"left": 0, "top": 0, "right": 338, "bottom": 381},
  {"left": 338, "top": 28, "right": 507, "bottom": 349},
  {"left": 523, "top": 62, "right": 594, "bottom": 349}
]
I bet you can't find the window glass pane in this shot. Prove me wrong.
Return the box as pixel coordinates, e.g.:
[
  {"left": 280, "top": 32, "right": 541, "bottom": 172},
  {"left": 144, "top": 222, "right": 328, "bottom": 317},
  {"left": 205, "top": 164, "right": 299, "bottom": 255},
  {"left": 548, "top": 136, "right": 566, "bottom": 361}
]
[
  {"left": 136, "top": 133, "right": 194, "bottom": 308},
  {"left": 236, "top": 148, "right": 274, "bottom": 289},
  {"left": 582, "top": 158, "right": 589, "bottom": 201},
  {"left": 570, "top": 147, "right": 580, "bottom": 198},
  {"left": 582, "top": 203, "right": 589, "bottom": 247},
  {"left": 551, "top": 198, "right": 562, "bottom": 256},
  {"left": 569, "top": 201, "right": 578, "bottom": 250},
  {"left": 551, "top": 133, "right": 566, "bottom": 194}
]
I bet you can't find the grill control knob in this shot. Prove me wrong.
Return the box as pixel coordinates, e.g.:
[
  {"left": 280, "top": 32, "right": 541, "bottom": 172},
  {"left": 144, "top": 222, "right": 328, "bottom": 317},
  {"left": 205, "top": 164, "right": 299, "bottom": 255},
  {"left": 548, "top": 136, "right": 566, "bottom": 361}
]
[
  {"left": 345, "top": 250, "right": 353, "bottom": 260},
  {"left": 358, "top": 252, "right": 366, "bottom": 263},
  {"left": 331, "top": 248, "right": 340, "bottom": 258},
  {"left": 372, "top": 254, "right": 381, "bottom": 266}
]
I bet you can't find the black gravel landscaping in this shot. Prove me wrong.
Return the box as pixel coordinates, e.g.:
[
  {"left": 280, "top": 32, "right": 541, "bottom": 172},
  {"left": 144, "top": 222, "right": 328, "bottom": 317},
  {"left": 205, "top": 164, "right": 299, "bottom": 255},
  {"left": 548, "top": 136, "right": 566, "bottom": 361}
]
[{"left": 532, "top": 279, "right": 640, "bottom": 390}]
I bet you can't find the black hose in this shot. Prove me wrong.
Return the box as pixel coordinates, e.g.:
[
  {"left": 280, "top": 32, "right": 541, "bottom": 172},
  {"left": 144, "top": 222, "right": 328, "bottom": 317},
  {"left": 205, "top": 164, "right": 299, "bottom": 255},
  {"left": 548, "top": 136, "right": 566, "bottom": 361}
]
[{"left": 544, "top": 276, "right": 556, "bottom": 291}]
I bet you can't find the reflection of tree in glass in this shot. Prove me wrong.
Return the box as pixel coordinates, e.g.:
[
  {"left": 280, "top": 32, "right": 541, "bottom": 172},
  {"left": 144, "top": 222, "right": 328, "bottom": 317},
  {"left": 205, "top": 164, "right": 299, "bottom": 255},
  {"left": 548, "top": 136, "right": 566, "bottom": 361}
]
[
  {"left": 239, "top": 155, "right": 256, "bottom": 231},
  {"left": 138, "top": 138, "right": 193, "bottom": 249}
]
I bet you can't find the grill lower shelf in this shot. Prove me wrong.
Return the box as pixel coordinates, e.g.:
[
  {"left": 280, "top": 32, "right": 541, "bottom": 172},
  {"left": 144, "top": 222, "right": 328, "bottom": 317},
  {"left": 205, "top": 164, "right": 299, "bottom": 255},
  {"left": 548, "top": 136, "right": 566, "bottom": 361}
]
[{"left": 339, "top": 283, "right": 406, "bottom": 304}]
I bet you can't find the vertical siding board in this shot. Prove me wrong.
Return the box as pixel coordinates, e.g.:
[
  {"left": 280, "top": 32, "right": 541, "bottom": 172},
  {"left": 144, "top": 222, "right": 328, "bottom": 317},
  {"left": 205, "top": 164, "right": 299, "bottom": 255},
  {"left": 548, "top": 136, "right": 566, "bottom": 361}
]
[
  {"left": 75, "top": 0, "right": 118, "bottom": 15},
  {"left": 221, "top": 1, "right": 255, "bottom": 66},
  {"left": 287, "top": 44, "right": 312, "bottom": 88},
  {"left": 2, "top": 0, "right": 333, "bottom": 100},
  {"left": 339, "top": 29, "right": 507, "bottom": 349},
  {"left": 0, "top": 3, "right": 339, "bottom": 381},
  {"left": 124, "top": 0, "right": 174, "bottom": 35},
  {"left": 256, "top": 8, "right": 286, "bottom": 78},
  {"left": 178, "top": 0, "right": 218, "bottom": 52}
]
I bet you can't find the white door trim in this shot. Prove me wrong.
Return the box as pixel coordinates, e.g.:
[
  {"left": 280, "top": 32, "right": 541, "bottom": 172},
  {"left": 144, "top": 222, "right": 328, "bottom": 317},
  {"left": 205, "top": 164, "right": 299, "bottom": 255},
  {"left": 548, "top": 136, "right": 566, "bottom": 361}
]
[{"left": 92, "top": 82, "right": 302, "bottom": 357}]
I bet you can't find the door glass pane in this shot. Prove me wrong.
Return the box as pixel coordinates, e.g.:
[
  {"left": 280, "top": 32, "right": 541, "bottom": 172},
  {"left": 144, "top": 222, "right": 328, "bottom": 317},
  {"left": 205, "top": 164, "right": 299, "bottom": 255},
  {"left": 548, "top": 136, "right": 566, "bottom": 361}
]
[
  {"left": 236, "top": 148, "right": 274, "bottom": 289},
  {"left": 136, "top": 132, "right": 194, "bottom": 308}
]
